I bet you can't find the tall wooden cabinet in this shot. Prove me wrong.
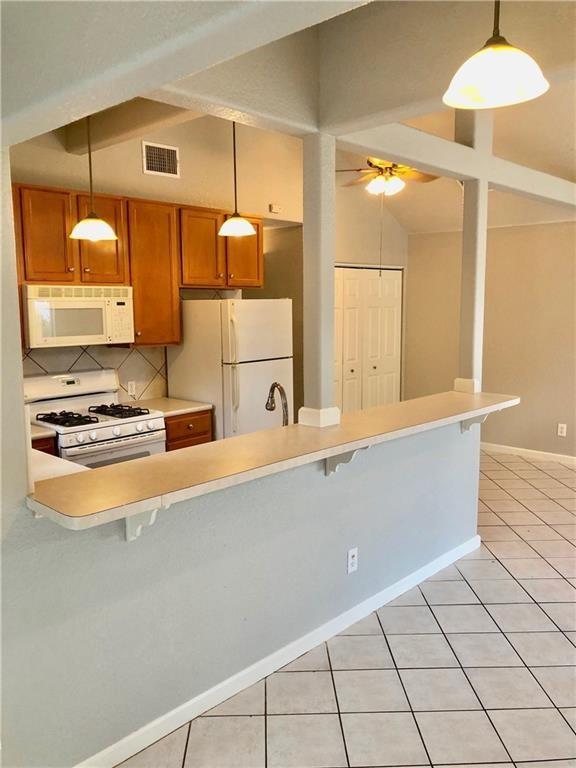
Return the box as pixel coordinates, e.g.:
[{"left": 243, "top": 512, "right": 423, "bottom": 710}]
[
  {"left": 226, "top": 217, "right": 264, "bottom": 288},
  {"left": 128, "top": 200, "right": 181, "bottom": 346}
]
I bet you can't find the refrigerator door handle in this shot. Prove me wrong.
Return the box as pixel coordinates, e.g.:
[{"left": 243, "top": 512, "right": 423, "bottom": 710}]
[
  {"left": 231, "top": 364, "right": 240, "bottom": 432},
  {"left": 230, "top": 312, "right": 238, "bottom": 364}
]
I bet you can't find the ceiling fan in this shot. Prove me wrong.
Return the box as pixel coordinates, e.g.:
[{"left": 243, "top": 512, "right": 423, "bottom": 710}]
[{"left": 336, "top": 157, "right": 438, "bottom": 196}]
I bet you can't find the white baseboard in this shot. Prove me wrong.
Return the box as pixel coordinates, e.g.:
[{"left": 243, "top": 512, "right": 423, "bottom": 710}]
[
  {"left": 481, "top": 441, "right": 576, "bottom": 468},
  {"left": 76, "top": 534, "right": 479, "bottom": 768}
]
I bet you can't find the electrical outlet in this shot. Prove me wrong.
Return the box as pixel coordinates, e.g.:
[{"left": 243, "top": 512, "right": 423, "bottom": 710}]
[
  {"left": 347, "top": 547, "right": 358, "bottom": 575},
  {"left": 268, "top": 203, "right": 282, "bottom": 214},
  {"left": 127, "top": 381, "right": 136, "bottom": 397},
  {"left": 558, "top": 423, "right": 567, "bottom": 438}
]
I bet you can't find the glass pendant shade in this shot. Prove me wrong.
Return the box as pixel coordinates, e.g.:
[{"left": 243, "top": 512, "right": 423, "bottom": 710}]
[
  {"left": 443, "top": 38, "right": 549, "bottom": 109},
  {"left": 218, "top": 214, "right": 256, "bottom": 237},
  {"left": 366, "top": 174, "right": 406, "bottom": 196},
  {"left": 69, "top": 214, "right": 118, "bottom": 241}
]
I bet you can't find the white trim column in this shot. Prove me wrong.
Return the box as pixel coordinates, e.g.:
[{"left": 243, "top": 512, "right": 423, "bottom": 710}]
[
  {"left": 454, "top": 111, "right": 492, "bottom": 395},
  {"left": 299, "top": 132, "right": 340, "bottom": 427}
]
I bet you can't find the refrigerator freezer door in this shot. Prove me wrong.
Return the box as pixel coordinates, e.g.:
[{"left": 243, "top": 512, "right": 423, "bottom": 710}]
[
  {"left": 221, "top": 299, "right": 293, "bottom": 363},
  {"left": 222, "top": 358, "right": 294, "bottom": 437}
]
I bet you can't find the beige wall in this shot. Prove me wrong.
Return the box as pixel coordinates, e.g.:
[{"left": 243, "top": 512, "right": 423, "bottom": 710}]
[
  {"left": 405, "top": 222, "right": 576, "bottom": 456},
  {"left": 10, "top": 116, "right": 303, "bottom": 223}
]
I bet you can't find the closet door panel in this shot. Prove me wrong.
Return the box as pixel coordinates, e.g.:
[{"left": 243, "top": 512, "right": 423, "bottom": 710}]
[{"left": 341, "top": 269, "right": 362, "bottom": 412}]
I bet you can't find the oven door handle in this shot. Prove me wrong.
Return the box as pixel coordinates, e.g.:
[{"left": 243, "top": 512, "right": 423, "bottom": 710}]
[{"left": 61, "top": 430, "right": 166, "bottom": 457}]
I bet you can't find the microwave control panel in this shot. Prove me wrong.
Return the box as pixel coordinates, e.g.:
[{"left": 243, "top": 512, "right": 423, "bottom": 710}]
[{"left": 107, "top": 299, "right": 135, "bottom": 343}]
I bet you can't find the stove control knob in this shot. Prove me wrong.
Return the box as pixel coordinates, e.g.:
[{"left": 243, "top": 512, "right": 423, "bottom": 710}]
[
  {"left": 146, "top": 420, "right": 155, "bottom": 430},
  {"left": 135, "top": 423, "right": 144, "bottom": 433},
  {"left": 112, "top": 426, "right": 121, "bottom": 437},
  {"left": 89, "top": 431, "right": 98, "bottom": 441},
  {"left": 76, "top": 433, "right": 85, "bottom": 444}
]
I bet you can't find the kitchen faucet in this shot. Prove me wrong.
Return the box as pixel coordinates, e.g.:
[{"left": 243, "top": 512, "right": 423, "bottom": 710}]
[{"left": 265, "top": 382, "right": 289, "bottom": 426}]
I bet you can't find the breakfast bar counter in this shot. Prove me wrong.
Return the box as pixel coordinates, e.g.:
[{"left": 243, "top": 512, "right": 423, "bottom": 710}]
[{"left": 27, "top": 390, "right": 519, "bottom": 533}]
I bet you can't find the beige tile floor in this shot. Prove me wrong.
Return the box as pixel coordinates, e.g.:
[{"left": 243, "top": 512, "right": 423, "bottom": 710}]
[{"left": 118, "top": 450, "right": 576, "bottom": 768}]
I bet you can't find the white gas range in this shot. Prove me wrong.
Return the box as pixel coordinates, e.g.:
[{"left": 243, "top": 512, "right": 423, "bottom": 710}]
[{"left": 24, "top": 369, "right": 166, "bottom": 468}]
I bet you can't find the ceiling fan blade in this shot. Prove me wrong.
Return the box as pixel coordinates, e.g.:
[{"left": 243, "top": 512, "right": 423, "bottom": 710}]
[
  {"left": 402, "top": 170, "right": 439, "bottom": 183},
  {"left": 367, "top": 156, "right": 394, "bottom": 169},
  {"left": 343, "top": 172, "right": 379, "bottom": 187},
  {"left": 336, "top": 168, "right": 377, "bottom": 174}
]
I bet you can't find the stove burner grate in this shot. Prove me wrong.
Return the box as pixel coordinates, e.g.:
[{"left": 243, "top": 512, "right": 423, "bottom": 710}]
[
  {"left": 37, "top": 411, "right": 100, "bottom": 428},
  {"left": 88, "top": 403, "right": 151, "bottom": 419}
]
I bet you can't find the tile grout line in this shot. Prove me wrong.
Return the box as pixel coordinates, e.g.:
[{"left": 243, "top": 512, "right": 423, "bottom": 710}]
[
  {"left": 325, "top": 642, "right": 352, "bottom": 768},
  {"left": 264, "top": 675, "right": 268, "bottom": 768},
  {"left": 374, "top": 610, "right": 434, "bottom": 768},
  {"left": 180, "top": 721, "right": 192, "bottom": 768}
]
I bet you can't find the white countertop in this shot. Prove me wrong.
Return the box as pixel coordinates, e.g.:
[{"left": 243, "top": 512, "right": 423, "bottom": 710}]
[
  {"left": 136, "top": 397, "right": 213, "bottom": 417},
  {"left": 30, "top": 424, "right": 57, "bottom": 440},
  {"left": 29, "top": 449, "right": 89, "bottom": 483},
  {"left": 27, "top": 390, "right": 519, "bottom": 531}
]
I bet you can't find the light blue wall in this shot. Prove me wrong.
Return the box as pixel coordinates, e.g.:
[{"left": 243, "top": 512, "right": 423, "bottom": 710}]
[{"left": 3, "top": 424, "right": 480, "bottom": 767}]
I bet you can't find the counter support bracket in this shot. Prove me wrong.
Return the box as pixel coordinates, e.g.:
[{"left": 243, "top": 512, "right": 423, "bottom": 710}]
[
  {"left": 125, "top": 508, "right": 158, "bottom": 541},
  {"left": 460, "top": 414, "right": 488, "bottom": 433},
  {"left": 325, "top": 447, "right": 368, "bottom": 476}
]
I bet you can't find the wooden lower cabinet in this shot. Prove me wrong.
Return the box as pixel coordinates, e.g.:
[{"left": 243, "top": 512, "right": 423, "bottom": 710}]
[
  {"left": 226, "top": 217, "right": 264, "bottom": 288},
  {"left": 32, "top": 436, "right": 57, "bottom": 455},
  {"left": 165, "top": 410, "right": 213, "bottom": 451},
  {"left": 128, "top": 200, "right": 181, "bottom": 346}
]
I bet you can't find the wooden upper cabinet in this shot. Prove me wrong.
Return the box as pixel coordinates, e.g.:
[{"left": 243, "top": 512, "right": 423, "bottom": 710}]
[
  {"left": 226, "top": 217, "right": 264, "bottom": 288},
  {"left": 19, "top": 187, "right": 78, "bottom": 282},
  {"left": 180, "top": 207, "right": 226, "bottom": 288},
  {"left": 76, "top": 194, "right": 129, "bottom": 284},
  {"left": 128, "top": 200, "right": 181, "bottom": 345}
]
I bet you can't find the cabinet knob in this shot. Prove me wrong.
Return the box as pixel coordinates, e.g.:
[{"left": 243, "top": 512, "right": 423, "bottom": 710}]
[
  {"left": 229, "top": 273, "right": 234, "bottom": 279},
  {"left": 83, "top": 267, "right": 91, "bottom": 273},
  {"left": 187, "top": 424, "right": 195, "bottom": 430},
  {"left": 67, "top": 266, "right": 75, "bottom": 272},
  {"left": 218, "top": 273, "right": 224, "bottom": 279},
  {"left": 350, "top": 369, "right": 355, "bottom": 373},
  {"left": 136, "top": 331, "right": 142, "bottom": 337}
]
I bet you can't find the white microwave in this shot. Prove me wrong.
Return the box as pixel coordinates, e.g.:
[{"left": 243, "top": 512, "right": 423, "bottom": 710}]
[{"left": 24, "top": 285, "right": 135, "bottom": 348}]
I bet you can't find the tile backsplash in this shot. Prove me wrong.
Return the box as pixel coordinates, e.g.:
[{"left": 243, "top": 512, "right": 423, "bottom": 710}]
[{"left": 22, "top": 346, "right": 167, "bottom": 402}]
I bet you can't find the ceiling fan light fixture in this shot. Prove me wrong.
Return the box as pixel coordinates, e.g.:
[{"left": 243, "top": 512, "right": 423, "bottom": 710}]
[
  {"left": 69, "top": 214, "right": 118, "bottom": 241},
  {"left": 443, "top": 0, "right": 549, "bottom": 109},
  {"left": 366, "top": 174, "right": 406, "bottom": 196},
  {"left": 218, "top": 214, "right": 256, "bottom": 237}
]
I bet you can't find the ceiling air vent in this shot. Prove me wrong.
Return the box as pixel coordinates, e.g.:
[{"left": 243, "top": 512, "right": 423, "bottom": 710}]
[{"left": 142, "top": 141, "right": 180, "bottom": 178}]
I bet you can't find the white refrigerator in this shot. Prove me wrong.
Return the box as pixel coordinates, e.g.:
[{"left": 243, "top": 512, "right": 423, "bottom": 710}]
[{"left": 167, "top": 299, "right": 294, "bottom": 439}]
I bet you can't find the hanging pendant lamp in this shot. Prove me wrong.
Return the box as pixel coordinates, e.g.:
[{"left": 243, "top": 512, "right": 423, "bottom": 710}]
[
  {"left": 443, "top": 0, "right": 549, "bottom": 109},
  {"left": 218, "top": 122, "right": 256, "bottom": 237},
  {"left": 69, "top": 115, "right": 117, "bottom": 241}
]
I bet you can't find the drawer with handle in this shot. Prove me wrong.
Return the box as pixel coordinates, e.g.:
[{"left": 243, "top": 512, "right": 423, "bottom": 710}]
[{"left": 165, "top": 409, "right": 213, "bottom": 447}]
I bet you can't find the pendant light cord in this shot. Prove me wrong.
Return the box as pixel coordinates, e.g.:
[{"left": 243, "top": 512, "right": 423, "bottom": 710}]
[
  {"left": 86, "top": 115, "right": 94, "bottom": 214},
  {"left": 492, "top": 0, "right": 501, "bottom": 37},
  {"left": 232, "top": 121, "right": 239, "bottom": 214}
]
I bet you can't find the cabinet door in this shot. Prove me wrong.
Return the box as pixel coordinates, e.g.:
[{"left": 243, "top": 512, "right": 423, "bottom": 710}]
[
  {"left": 19, "top": 187, "right": 78, "bottom": 282},
  {"left": 77, "top": 194, "right": 129, "bottom": 283},
  {"left": 225, "top": 217, "right": 264, "bottom": 288},
  {"left": 128, "top": 200, "right": 181, "bottom": 345},
  {"left": 180, "top": 208, "right": 227, "bottom": 287}
]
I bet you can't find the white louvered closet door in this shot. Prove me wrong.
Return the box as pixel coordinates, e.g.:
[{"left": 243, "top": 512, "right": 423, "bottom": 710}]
[
  {"left": 334, "top": 267, "right": 344, "bottom": 410},
  {"left": 336, "top": 267, "right": 402, "bottom": 413}
]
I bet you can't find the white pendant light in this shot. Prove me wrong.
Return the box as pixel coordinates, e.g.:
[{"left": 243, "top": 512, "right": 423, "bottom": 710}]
[
  {"left": 443, "top": 0, "right": 549, "bottom": 110},
  {"left": 70, "top": 115, "right": 118, "bottom": 241},
  {"left": 366, "top": 173, "right": 406, "bottom": 196},
  {"left": 218, "top": 122, "right": 256, "bottom": 238}
]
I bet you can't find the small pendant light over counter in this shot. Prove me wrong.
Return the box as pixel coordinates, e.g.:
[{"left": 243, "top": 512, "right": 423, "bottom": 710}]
[
  {"left": 443, "top": 0, "right": 549, "bottom": 109},
  {"left": 69, "top": 115, "right": 118, "bottom": 241},
  {"left": 218, "top": 121, "right": 256, "bottom": 237}
]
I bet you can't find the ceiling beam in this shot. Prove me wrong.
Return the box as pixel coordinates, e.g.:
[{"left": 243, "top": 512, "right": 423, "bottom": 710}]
[
  {"left": 338, "top": 123, "right": 576, "bottom": 209},
  {"left": 65, "top": 99, "right": 201, "bottom": 155}
]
